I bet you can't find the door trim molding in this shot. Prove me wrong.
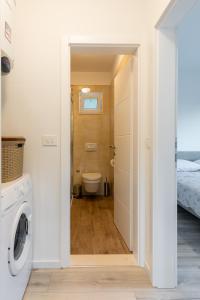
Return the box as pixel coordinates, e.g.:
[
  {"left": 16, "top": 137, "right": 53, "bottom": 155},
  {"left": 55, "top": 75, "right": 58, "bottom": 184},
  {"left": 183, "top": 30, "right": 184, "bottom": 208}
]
[
  {"left": 153, "top": 0, "right": 198, "bottom": 288},
  {"left": 60, "top": 36, "right": 144, "bottom": 269}
]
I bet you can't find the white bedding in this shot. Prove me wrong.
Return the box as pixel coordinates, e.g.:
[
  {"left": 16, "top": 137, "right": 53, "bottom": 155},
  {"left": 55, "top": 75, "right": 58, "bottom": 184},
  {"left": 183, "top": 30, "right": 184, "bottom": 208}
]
[{"left": 177, "top": 170, "right": 200, "bottom": 218}]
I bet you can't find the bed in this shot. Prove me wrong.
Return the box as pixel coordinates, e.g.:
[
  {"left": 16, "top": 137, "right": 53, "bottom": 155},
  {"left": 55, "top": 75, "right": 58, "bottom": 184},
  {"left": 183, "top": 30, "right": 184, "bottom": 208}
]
[{"left": 177, "top": 151, "right": 200, "bottom": 218}]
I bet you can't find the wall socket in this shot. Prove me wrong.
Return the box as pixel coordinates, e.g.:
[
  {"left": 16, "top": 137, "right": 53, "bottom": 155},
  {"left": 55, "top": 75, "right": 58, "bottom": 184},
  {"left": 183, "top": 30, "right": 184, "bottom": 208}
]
[{"left": 42, "top": 135, "right": 58, "bottom": 146}]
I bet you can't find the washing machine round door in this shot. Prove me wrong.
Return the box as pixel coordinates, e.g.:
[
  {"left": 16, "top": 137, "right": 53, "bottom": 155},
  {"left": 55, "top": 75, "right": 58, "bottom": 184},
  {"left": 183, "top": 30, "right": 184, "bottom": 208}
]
[{"left": 8, "top": 203, "right": 32, "bottom": 276}]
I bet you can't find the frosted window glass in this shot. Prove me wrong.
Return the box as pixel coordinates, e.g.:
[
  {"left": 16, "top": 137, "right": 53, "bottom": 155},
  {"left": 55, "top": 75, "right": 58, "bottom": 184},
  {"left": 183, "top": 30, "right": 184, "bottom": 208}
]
[
  {"left": 79, "top": 92, "right": 103, "bottom": 114},
  {"left": 83, "top": 98, "right": 98, "bottom": 110}
]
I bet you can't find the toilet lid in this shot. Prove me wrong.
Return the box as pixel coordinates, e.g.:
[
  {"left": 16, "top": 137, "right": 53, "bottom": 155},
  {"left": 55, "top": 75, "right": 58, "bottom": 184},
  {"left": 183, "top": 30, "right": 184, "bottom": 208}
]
[{"left": 82, "top": 173, "right": 102, "bottom": 181}]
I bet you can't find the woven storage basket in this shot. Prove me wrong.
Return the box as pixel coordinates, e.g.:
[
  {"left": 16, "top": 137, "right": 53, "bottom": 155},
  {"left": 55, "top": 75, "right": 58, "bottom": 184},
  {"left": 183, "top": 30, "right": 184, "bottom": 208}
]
[{"left": 2, "top": 137, "right": 26, "bottom": 183}]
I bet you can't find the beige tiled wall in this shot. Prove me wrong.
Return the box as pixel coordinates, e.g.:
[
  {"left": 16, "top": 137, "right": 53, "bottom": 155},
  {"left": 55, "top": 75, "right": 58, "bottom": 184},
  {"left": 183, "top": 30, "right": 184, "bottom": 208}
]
[{"left": 72, "top": 85, "right": 112, "bottom": 194}]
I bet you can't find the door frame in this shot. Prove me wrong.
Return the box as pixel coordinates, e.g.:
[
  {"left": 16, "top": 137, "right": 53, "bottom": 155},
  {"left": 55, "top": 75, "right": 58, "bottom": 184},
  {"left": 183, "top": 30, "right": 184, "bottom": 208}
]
[
  {"left": 153, "top": 0, "right": 198, "bottom": 288},
  {"left": 60, "top": 36, "right": 145, "bottom": 268}
]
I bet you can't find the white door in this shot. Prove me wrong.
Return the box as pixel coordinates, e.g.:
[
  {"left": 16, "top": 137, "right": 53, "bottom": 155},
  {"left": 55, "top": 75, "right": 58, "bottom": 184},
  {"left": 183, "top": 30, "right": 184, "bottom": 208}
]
[{"left": 114, "top": 57, "right": 138, "bottom": 252}]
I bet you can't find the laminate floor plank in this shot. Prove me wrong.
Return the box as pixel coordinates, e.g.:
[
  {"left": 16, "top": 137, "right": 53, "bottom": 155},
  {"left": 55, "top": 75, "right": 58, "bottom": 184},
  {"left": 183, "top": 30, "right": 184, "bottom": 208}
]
[
  {"left": 24, "top": 265, "right": 200, "bottom": 300},
  {"left": 24, "top": 206, "right": 200, "bottom": 299},
  {"left": 71, "top": 196, "right": 130, "bottom": 254}
]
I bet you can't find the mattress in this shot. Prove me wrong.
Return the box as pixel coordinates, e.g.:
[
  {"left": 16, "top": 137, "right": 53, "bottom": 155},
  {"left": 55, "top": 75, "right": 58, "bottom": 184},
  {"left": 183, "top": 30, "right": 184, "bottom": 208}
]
[{"left": 177, "top": 171, "right": 200, "bottom": 218}]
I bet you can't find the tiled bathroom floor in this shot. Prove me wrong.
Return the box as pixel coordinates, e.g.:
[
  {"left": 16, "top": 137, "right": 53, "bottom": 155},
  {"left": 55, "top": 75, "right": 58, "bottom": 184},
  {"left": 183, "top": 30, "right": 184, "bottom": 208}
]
[{"left": 71, "top": 196, "right": 130, "bottom": 254}]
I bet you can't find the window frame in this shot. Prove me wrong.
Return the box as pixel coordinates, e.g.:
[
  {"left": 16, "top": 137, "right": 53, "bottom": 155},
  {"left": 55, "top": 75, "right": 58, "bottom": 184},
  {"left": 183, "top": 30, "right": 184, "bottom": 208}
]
[{"left": 79, "top": 91, "right": 103, "bottom": 114}]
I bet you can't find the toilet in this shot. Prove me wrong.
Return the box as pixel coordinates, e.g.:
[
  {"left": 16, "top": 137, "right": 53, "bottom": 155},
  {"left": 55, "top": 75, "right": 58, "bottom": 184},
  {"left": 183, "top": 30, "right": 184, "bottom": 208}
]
[{"left": 82, "top": 172, "right": 102, "bottom": 193}]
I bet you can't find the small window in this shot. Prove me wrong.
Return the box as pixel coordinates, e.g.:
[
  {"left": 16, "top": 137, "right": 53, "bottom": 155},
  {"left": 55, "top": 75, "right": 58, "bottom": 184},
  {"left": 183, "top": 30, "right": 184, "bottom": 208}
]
[{"left": 79, "top": 92, "right": 103, "bottom": 114}]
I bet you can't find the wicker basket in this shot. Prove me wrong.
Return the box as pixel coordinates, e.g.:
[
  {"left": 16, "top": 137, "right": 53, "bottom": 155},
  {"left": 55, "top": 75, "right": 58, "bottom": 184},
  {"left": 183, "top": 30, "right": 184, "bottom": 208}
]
[{"left": 2, "top": 137, "right": 26, "bottom": 183}]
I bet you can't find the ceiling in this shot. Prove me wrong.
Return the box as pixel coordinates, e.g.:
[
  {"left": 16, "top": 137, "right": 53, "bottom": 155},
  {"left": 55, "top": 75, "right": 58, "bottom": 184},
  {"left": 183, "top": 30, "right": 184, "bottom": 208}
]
[
  {"left": 71, "top": 53, "right": 117, "bottom": 72},
  {"left": 71, "top": 45, "right": 137, "bottom": 72}
]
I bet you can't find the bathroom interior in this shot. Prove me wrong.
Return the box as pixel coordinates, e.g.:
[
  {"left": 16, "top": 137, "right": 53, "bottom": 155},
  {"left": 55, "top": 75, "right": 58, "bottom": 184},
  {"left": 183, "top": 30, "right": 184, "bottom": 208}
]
[{"left": 70, "top": 46, "right": 138, "bottom": 262}]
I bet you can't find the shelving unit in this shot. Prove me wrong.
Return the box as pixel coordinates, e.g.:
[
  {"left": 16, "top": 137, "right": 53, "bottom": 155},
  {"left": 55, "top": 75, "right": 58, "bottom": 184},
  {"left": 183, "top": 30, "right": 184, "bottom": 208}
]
[
  {"left": 0, "top": 0, "right": 16, "bottom": 59},
  {"left": 0, "top": 0, "right": 16, "bottom": 183}
]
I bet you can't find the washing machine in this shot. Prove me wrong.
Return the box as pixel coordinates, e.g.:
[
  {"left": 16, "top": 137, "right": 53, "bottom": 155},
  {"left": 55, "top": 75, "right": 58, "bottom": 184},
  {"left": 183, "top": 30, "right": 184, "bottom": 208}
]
[{"left": 0, "top": 174, "right": 32, "bottom": 300}]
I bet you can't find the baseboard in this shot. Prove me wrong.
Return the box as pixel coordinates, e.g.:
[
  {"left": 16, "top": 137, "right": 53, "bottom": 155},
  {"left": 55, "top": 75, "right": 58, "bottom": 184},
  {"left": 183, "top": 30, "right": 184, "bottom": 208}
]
[{"left": 32, "top": 260, "right": 61, "bottom": 269}]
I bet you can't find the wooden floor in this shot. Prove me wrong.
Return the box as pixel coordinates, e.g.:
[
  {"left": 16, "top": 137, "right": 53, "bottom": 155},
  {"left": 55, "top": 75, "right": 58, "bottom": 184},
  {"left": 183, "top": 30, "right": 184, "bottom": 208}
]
[
  {"left": 24, "top": 206, "right": 200, "bottom": 299},
  {"left": 71, "top": 196, "right": 130, "bottom": 254},
  {"left": 24, "top": 263, "right": 200, "bottom": 300},
  {"left": 24, "top": 266, "right": 149, "bottom": 300}
]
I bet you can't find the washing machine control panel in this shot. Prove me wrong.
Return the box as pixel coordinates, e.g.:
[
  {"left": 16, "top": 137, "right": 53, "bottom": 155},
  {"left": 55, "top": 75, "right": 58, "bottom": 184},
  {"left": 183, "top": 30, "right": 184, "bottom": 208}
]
[
  {"left": 15, "top": 176, "right": 32, "bottom": 201},
  {"left": 1, "top": 174, "right": 32, "bottom": 213}
]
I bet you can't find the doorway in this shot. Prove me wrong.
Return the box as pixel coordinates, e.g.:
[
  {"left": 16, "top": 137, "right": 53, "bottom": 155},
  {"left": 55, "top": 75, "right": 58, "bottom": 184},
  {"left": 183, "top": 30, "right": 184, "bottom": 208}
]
[
  {"left": 60, "top": 39, "right": 144, "bottom": 268},
  {"left": 154, "top": 0, "right": 198, "bottom": 289},
  {"left": 70, "top": 47, "right": 137, "bottom": 264}
]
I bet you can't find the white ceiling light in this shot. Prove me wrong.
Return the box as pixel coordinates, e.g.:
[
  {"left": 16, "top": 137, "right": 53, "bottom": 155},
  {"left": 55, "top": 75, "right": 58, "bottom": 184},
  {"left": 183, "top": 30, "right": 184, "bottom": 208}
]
[{"left": 81, "top": 87, "right": 91, "bottom": 94}]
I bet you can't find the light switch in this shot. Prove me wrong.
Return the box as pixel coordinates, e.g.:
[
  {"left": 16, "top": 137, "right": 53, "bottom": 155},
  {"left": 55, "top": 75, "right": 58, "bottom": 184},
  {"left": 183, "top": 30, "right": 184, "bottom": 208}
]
[
  {"left": 145, "top": 138, "right": 151, "bottom": 150},
  {"left": 42, "top": 135, "right": 57, "bottom": 146}
]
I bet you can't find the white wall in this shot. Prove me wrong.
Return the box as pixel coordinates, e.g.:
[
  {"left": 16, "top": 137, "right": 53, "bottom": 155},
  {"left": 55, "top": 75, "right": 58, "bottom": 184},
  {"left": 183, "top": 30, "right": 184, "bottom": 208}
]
[
  {"left": 177, "top": 2, "right": 200, "bottom": 151},
  {"left": 178, "top": 70, "right": 200, "bottom": 150},
  {"left": 1, "top": 0, "right": 171, "bottom": 275},
  {"left": 71, "top": 72, "right": 112, "bottom": 85}
]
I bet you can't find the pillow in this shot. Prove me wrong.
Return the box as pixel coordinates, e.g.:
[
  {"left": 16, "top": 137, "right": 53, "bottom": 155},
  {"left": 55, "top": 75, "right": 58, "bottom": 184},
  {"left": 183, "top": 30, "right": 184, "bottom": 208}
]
[
  {"left": 194, "top": 159, "right": 200, "bottom": 165},
  {"left": 177, "top": 159, "right": 200, "bottom": 172}
]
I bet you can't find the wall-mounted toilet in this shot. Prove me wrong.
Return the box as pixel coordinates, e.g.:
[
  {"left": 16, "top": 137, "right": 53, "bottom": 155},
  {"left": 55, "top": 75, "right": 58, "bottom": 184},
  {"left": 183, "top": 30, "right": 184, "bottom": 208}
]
[{"left": 82, "top": 172, "right": 102, "bottom": 193}]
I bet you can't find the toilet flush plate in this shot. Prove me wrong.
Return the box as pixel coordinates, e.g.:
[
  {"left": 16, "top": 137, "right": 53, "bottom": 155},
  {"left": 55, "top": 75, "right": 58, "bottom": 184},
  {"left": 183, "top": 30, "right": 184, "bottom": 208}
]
[{"left": 85, "top": 143, "right": 97, "bottom": 152}]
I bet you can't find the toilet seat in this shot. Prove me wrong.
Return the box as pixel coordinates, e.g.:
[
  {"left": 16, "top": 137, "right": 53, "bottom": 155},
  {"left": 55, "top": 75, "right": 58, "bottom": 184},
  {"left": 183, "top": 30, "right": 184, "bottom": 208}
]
[
  {"left": 82, "top": 173, "right": 101, "bottom": 181},
  {"left": 82, "top": 173, "right": 102, "bottom": 193}
]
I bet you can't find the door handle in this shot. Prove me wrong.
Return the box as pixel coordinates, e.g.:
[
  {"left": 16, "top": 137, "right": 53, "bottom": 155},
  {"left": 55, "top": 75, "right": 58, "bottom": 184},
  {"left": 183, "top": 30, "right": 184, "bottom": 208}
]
[
  {"left": 109, "top": 145, "right": 116, "bottom": 150},
  {"left": 109, "top": 145, "right": 117, "bottom": 156}
]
